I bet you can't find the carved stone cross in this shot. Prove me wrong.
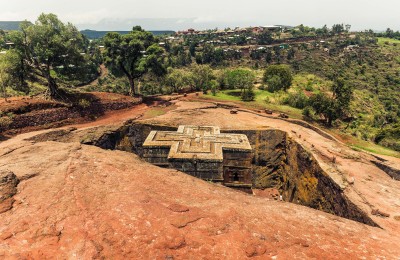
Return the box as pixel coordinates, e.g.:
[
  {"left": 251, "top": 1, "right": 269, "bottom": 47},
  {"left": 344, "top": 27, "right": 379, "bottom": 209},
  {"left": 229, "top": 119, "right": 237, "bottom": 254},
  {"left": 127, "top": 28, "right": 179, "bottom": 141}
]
[{"left": 143, "top": 125, "right": 252, "bottom": 161}]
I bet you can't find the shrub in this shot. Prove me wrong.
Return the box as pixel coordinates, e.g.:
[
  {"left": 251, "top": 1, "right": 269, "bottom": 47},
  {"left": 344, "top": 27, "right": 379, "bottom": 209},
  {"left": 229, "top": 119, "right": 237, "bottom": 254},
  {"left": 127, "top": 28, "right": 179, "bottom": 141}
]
[
  {"left": 210, "top": 80, "right": 219, "bottom": 96},
  {"left": 305, "top": 81, "right": 314, "bottom": 91},
  {"left": 78, "top": 99, "right": 91, "bottom": 109},
  {"left": 283, "top": 91, "right": 309, "bottom": 109},
  {"left": 0, "top": 116, "right": 12, "bottom": 129},
  {"left": 141, "top": 83, "right": 161, "bottom": 96},
  {"left": 302, "top": 106, "right": 313, "bottom": 118},
  {"left": 241, "top": 87, "right": 255, "bottom": 101}
]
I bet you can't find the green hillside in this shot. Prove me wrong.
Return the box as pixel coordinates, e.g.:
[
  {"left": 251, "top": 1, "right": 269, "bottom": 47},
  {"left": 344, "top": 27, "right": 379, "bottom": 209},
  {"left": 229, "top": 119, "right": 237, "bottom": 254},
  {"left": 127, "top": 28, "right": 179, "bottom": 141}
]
[{"left": 0, "top": 21, "right": 27, "bottom": 31}]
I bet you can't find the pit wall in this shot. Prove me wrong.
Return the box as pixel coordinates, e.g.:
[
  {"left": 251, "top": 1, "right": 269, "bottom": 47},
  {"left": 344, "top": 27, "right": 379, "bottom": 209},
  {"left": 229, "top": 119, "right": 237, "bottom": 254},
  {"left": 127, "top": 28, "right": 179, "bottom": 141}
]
[
  {"left": 227, "top": 130, "right": 377, "bottom": 226},
  {"left": 97, "top": 123, "right": 377, "bottom": 227}
]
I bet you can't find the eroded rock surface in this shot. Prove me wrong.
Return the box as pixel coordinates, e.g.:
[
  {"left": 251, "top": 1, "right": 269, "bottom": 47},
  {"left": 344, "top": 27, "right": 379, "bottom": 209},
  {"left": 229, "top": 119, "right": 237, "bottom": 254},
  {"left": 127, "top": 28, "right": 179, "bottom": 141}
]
[
  {"left": 0, "top": 137, "right": 399, "bottom": 259},
  {"left": 0, "top": 171, "right": 19, "bottom": 214}
]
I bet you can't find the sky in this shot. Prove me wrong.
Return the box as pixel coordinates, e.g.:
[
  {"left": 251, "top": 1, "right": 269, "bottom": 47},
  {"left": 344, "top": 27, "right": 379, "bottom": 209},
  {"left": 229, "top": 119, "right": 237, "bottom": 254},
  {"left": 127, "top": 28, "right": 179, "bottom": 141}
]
[{"left": 0, "top": 0, "right": 399, "bottom": 31}]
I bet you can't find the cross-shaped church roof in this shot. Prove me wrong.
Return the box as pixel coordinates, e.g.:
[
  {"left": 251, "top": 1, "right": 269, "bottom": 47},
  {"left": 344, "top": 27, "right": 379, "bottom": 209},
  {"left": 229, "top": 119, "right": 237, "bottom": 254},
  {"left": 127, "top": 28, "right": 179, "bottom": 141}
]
[{"left": 143, "top": 125, "right": 252, "bottom": 161}]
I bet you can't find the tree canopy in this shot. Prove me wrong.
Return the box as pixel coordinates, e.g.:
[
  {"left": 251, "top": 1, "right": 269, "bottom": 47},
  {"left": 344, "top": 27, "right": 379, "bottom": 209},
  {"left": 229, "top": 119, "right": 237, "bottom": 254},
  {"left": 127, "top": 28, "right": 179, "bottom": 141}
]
[
  {"left": 225, "top": 68, "right": 255, "bottom": 101},
  {"left": 263, "top": 65, "right": 293, "bottom": 92},
  {"left": 11, "top": 13, "right": 87, "bottom": 98},
  {"left": 0, "top": 52, "right": 15, "bottom": 101},
  {"left": 190, "top": 64, "right": 214, "bottom": 92},
  {"left": 103, "top": 26, "right": 165, "bottom": 96},
  {"left": 165, "top": 68, "right": 193, "bottom": 93},
  {"left": 308, "top": 78, "right": 353, "bottom": 125}
]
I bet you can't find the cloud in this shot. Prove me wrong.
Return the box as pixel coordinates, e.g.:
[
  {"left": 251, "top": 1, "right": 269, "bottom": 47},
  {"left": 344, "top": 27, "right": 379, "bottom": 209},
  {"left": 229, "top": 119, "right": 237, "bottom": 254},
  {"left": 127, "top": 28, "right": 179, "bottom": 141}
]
[
  {"left": 1, "top": 0, "right": 399, "bottom": 31},
  {"left": 61, "top": 9, "right": 118, "bottom": 25}
]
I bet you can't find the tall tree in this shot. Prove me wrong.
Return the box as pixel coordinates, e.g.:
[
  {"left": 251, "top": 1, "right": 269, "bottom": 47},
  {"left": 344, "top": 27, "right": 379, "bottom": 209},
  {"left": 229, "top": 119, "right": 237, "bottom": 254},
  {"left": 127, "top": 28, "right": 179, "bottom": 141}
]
[
  {"left": 103, "top": 26, "right": 164, "bottom": 96},
  {"left": 309, "top": 78, "right": 353, "bottom": 125},
  {"left": 12, "top": 13, "right": 86, "bottom": 98},
  {"left": 331, "top": 77, "right": 352, "bottom": 118}
]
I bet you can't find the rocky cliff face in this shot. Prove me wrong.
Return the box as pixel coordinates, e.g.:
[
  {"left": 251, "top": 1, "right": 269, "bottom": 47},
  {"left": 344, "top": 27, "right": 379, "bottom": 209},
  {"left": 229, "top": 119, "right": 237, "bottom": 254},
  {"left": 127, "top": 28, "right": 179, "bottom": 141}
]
[{"left": 227, "top": 130, "right": 378, "bottom": 227}]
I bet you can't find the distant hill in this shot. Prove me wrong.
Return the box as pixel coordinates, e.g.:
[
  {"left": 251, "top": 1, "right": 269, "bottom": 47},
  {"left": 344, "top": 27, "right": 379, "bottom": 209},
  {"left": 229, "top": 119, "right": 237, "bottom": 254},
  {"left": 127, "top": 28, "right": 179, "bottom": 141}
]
[
  {"left": 0, "top": 21, "right": 27, "bottom": 31},
  {"left": 81, "top": 29, "right": 175, "bottom": 39}
]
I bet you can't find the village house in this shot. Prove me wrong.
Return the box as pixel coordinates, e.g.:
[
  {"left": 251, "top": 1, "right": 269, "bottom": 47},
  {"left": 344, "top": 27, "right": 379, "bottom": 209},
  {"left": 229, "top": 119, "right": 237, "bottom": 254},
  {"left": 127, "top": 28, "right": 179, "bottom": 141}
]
[
  {"left": 252, "top": 26, "right": 263, "bottom": 34},
  {"left": 262, "top": 25, "right": 282, "bottom": 33}
]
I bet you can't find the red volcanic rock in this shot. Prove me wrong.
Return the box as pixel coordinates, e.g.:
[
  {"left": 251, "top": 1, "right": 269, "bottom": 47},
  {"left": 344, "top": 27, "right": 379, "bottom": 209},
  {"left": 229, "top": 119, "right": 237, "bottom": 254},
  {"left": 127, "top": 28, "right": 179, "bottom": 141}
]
[
  {"left": 0, "top": 171, "right": 19, "bottom": 214},
  {"left": 167, "top": 203, "right": 190, "bottom": 213},
  {"left": 253, "top": 188, "right": 281, "bottom": 200}
]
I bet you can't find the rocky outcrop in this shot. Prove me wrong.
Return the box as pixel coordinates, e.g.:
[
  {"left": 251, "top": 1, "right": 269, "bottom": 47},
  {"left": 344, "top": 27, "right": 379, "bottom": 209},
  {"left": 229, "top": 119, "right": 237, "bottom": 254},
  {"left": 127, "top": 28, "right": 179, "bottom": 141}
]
[
  {"left": 0, "top": 171, "right": 19, "bottom": 214},
  {"left": 370, "top": 159, "right": 400, "bottom": 180},
  {"left": 231, "top": 129, "right": 378, "bottom": 226},
  {"left": 0, "top": 138, "right": 398, "bottom": 258}
]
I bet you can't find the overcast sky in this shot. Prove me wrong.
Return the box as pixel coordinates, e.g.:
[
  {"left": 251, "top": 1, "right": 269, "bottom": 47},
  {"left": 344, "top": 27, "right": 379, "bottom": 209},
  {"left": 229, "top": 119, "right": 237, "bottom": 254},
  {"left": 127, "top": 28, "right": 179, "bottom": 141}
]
[{"left": 1, "top": 0, "right": 399, "bottom": 31}]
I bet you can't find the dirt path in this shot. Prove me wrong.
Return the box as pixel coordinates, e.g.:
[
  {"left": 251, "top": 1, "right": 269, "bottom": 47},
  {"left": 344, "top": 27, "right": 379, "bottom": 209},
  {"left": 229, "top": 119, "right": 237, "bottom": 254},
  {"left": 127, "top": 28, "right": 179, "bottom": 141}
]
[{"left": 70, "top": 103, "right": 149, "bottom": 129}]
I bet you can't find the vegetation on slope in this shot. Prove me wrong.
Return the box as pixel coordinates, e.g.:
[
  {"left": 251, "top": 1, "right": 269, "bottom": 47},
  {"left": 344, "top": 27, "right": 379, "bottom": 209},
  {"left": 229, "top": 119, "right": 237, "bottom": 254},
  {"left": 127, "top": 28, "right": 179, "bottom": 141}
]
[{"left": 1, "top": 14, "right": 399, "bottom": 153}]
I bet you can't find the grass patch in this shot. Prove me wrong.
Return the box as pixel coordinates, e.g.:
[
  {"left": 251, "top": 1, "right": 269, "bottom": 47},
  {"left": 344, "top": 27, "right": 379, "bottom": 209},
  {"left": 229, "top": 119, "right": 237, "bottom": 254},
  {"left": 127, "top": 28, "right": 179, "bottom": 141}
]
[
  {"left": 142, "top": 107, "right": 168, "bottom": 119},
  {"left": 203, "top": 89, "right": 303, "bottom": 119},
  {"left": 350, "top": 143, "right": 400, "bottom": 158},
  {"left": 377, "top": 37, "right": 400, "bottom": 45}
]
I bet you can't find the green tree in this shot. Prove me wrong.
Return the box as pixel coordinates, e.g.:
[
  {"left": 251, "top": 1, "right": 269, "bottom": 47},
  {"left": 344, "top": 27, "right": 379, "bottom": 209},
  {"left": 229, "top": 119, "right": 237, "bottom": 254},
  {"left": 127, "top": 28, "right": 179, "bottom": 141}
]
[
  {"left": 331, "top": 77, "right": 353, "bottom": 118},
  {"left": 0, "top": 29, "right": 5, "bottom": 48},
  {"left": 385, "top": 28, "right": 394, "bottom": 38},
  {"left": 225, "top": 68, "right": 255, "bottom": 101},
  {"left": 189, "top": 41, "right": 197, "bottom": 57},
  {"left": 273, "top": 46, "right": 281, "bottom": 62},
  {"left": 287, "top": 48, "right": 295, "bottom": 60},
  {"left": 309, "top": 78, "right": 353, "bottom": 125},
  {"left": 332, "top": 24, "right": 345, "bottom": 34},
  {"left": 0, "top": 46, "right": 29, "bottom": 94},
  {"left": 0, "top": 54, "right": 12, "bottom": 101},
  {"left": 257, "top": 31, "right": 273, "bottom": 45},
  {"left": 12, "top": 13, "right": 86, "bottom": 98},
  {"left": 316, "top": 25, "right": 329, "bottom": 36},
  {"left": 103, "top": 26, "right": 163, "bottom": 96},
  {"left": 210, "top": 80, "right": 219, "bottom": 96},
  {"left": 165, "top": 68, "right": 193, "bottom": 93},
  {"left": 191, "top": 64, "right": 214, "bottom": 92},
  {"left": 266, "top": 75, "right": 282, "bottom": 92},
  {"left": 308, "top": 93, "right": 337, "bottom": 125},
  {"left": 263, "top": 65, "right": 293, "bottom": 92},
  {"left": 265, "top": 50, "right": 272, "bottom": 63},
  {"left": 145, "top": 44, "right": 167, "bottom": 80}
]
